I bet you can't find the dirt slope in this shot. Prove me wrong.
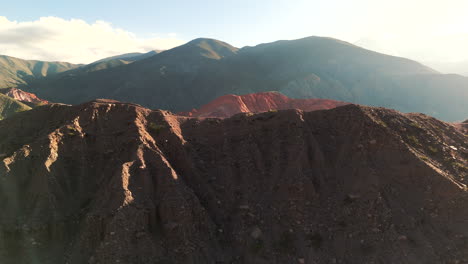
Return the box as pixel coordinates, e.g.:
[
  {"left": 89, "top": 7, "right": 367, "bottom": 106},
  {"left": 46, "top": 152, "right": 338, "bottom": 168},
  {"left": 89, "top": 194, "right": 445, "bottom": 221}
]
[
  {"left": 179, "top": 92, "right": 349, "bottom": 118},
  {"left": 0, "top": 100, "right": 467, "bottom": 264}
]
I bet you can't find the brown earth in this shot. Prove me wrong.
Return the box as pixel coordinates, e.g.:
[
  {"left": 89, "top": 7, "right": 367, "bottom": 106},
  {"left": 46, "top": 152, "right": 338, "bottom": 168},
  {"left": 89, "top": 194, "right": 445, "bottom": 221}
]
[
  {"left": 178, "top": 92, "right": 349, "bottom": 118},
  {"left": 0, "top": 100, "right": 467, "bottom": 264}
]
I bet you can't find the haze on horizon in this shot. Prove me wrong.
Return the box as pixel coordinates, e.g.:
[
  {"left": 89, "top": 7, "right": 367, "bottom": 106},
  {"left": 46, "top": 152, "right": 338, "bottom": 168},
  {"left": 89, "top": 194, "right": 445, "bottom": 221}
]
[{"left": 1, "top": 0, "right": 467, "bottom": 74}]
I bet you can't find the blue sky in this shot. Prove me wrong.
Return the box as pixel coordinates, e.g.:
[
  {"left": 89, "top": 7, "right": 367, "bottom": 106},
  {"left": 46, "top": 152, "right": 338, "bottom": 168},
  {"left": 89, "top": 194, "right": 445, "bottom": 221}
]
[
  {"left": 1, "top": 0, "right": 468, "bottom": 72},
  {"left": 2, "top": 0, "right": 332, "bottom": 46}
]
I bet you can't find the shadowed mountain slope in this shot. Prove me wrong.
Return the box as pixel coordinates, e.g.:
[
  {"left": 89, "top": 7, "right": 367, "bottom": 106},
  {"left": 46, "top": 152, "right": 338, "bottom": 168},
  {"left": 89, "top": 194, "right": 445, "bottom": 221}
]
[
  {"left": 0, "top": 100, "right": 467, "bottom": 263},
  {"left": 0, "top": 55, "right": 79, "bottom": 88}
]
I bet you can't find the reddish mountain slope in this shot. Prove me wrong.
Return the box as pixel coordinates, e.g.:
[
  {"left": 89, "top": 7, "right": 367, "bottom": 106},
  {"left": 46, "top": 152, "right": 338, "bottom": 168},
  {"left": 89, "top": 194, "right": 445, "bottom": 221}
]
[
  {"left": 179, "top": 92, "right": 349, "bottom": 118},
  {"left": 0, "top": 100, "right": 467, "bottom": 263},
  {"left": 0, "top": 87, "right": 48, "bottom": 106}
]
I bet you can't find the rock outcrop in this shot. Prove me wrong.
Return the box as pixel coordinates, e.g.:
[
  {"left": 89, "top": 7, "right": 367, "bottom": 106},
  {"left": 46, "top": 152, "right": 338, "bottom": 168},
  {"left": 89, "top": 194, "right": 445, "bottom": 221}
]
[{"left": 179, "top": 92, "right": 349, "bottom": 118}]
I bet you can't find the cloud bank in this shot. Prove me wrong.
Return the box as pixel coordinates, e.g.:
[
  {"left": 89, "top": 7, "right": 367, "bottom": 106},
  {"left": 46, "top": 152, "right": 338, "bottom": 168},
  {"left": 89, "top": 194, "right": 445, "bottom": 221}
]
[{"left": 0, "top": 16, "right": 185, "bottom": 64}]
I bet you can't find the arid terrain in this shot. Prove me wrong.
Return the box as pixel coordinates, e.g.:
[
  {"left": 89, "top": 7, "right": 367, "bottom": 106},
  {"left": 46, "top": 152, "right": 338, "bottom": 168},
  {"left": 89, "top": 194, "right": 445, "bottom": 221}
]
[{"left": 0, "top": 100, "right": 466, "bottom": 263}]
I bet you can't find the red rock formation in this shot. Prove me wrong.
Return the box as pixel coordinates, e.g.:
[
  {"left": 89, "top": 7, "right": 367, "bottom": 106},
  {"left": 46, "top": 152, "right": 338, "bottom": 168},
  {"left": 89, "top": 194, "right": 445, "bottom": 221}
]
[
  {"left": 179, "top": 92, "right": 349, "bottom": 118},
  {"left": 0, "top": 87, "right": 48, "bottom": 106}
]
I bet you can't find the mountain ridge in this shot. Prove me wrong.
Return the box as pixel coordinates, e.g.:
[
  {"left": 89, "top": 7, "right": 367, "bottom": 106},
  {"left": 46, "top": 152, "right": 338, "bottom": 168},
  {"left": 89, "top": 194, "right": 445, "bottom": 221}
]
[
  {"left": 0, "top": 99, "right": 466, "bottom": 263},
  {"left": 0, "top": 54, "right": 80, "bottom": 87},
  {"left": 19, "top": 36, "right": 466, "bottom": 121}
]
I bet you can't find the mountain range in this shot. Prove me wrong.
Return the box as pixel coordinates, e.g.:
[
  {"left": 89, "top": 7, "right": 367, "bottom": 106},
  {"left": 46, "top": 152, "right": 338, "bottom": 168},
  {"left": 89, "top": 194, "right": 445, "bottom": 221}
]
[
  {"left": 4, "top": 36, "right": 464, "bottom": 122},
  {"left": 0, "top": 36, "right": 467, "bottom": 263}
]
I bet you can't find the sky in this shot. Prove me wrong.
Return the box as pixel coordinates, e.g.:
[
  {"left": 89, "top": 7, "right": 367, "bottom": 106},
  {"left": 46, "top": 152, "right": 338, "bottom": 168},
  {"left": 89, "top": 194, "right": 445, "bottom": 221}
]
[{"left": 1, "top": 0, "right": 468, "bottom": 73}]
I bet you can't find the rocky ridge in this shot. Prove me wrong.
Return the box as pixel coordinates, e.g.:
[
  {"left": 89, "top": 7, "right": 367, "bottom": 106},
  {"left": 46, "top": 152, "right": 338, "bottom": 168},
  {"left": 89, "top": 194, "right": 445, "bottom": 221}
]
[{"left": 0, "top": 100, "right": 467, "bottom": 263}]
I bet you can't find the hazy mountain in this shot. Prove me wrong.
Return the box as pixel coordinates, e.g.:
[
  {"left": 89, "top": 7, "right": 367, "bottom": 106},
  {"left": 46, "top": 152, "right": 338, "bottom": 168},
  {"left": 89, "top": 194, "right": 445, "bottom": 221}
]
[
  {"left": 22, "top": 36, "right": 467, "bottom": 121},
  {"left": 0, "top": 99, "right": 466, "bottom": 263},
  {"left": 0, "top": 93, "right": 31, "bottom": 120},
  {"left": 0, "top": 55, "right": 80, "bottom": 88},
  {"left": 424, "top": 60, "right": 468, "bottom": 75}
]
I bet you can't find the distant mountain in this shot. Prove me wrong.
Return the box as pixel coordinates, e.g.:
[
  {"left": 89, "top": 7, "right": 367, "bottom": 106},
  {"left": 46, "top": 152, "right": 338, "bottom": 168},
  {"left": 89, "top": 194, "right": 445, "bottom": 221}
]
[
  {"left": 92, "top": 50, "right": 161, "bottom": 64},
  {"left": 22, "top": 36, "right": 467, "bottom": 121},
  {"left": 425, "top": 60, "right": 468, "bottom": 75},
  {"left": 179, "top": 91, "right": 349, "bottom": 118},
  {"left": 60, "top": 50, "right": 162, "bottom": 75},
  {"left": 0, "top": 55, "right": 80, "bottom": 88},
  {"left": 0, "top": 93, "right": 31, "bottom": 120}
]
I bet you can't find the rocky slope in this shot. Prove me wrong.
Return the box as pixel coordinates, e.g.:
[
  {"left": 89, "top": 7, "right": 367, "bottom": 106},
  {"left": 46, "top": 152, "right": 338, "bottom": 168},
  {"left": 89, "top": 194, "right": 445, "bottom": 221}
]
[
  {"left": 179, "top": 91, "right": 349, "bottom": 118},
  {"left": 0, "top": 93, "right": 31, "bottom": 120},
  {"left": 0, "top": 100, "right": 467, "bottom": 264},
  {"left": 454, "top": 119, "right": 468, "bottom": 134},
  {"left": 0, "top": 87, "right": 48, "bottom": 107},
  {"left": 22, "top": 36, "right": 468, "bottom": 121}
]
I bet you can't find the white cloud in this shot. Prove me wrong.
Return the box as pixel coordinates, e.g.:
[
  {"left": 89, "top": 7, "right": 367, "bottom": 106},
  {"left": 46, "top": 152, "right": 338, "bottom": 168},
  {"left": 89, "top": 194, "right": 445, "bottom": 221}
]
[{"left": 0, "top": 16, "right": 186, "bottom": 64}]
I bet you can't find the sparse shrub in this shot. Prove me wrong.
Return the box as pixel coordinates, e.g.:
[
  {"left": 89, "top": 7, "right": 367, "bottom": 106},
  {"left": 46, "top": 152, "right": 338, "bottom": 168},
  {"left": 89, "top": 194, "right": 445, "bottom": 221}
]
[
  {"left": 407, "top": 135, "right": 420, "bottom": 145},
  {"left": 251, "top": 239, "right": 264, "bottom": 254},
  {"left": 452, "top": 162, "right": 468, "bottom": 171},
  {"left": 275, "top": 231, "right": 295, "bottom": 253},
  {"left": 410, "top": 122, "right": 422, "bottom": 129},
  {"left": 420, "top": 155, "right": 429, "bottom": 162},
  {"left": 148, "top": 122, "right": 166, "bottom": 135},
  {"left": 376, "top": 119, "right": 387, "bottom": 128},
  {"left": 66, "top": 125, "right": 77, "bottom": 136},
  {"left": 428, "top": 146, "right": 438, "bottom": 154},
  {"left": 307, "top": 232, "right": 323, "bottom": 249}
]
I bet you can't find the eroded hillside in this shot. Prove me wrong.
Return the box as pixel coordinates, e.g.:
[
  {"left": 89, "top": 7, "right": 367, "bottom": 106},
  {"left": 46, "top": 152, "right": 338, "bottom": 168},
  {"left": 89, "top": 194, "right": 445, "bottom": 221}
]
[{"left": 0, "top": 100, "right": 467, "bottom": 263}]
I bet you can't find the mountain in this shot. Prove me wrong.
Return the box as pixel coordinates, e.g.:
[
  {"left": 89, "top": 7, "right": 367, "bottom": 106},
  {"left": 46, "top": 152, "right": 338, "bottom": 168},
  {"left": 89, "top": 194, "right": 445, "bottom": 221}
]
[
  {"left": 0, "top": 55, "right": 79, "bottom": 88},
  {"left": 0, "top": 93, "right": 31, "bottom": 120},
  {"left": 0, "top": 100, "right": 467, "bottom": 263},
  {"left": 65, "top": 50, "right": 162, "bottom": 74},
  {"left": 22, "top": 36, "right": 468, "bottom": 121},
  {"left": 92, "top": 50, "right": 161, "bottom": 64},
  {"left": 0, "top": 87, "right": 48, "bottom": 107},
  {"left": 179, "top": 91, "right": 349, "bottom": 118}
]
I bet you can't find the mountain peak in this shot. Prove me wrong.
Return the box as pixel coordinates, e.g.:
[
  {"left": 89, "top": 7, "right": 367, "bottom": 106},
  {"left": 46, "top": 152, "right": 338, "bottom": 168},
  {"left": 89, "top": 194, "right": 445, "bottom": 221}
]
[{"left": 183, "top": 38, "right": 239, "bottom": 59}]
